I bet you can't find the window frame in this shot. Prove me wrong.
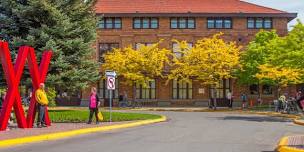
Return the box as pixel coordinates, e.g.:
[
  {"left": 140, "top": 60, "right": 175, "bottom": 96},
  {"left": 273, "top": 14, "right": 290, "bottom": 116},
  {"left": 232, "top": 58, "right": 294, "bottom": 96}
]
[
  {"left": 247, "top": 17, "right": 273, "bottom": 29},
  {"left": 133, "top": 17, "right": 159, "bottom": 29},
  {"left": 249, "top": 84, "right": 259, "bottom": 95},
  {"left": 207, "top": 17, "right": 232, "bottom": 29},
  {"left": 172, "top": 42, "right": 193, "bottom": 58},
  {"left": 98, "top": 17, "right": 122, "bottom": 29},
  {"left": 135, "top": 42, "right": 154, "bottom": 50},
  {"left": 172, "top": 80, "right": 193, "bottom": 99},
  {"left": 135, "top": 80, "right": 156, "bottom": 99},
  {"left": 98, "top": 43, "right": 119, "bottom": 63},
  {"left": 209, "top": 79, "right": 231, "bottom": 98},
  {"left": 262, "top": 85, "right": 273, "bottom": 95},
  {"left": 170, "top": 17, "right": 196, "bottom": 29}
]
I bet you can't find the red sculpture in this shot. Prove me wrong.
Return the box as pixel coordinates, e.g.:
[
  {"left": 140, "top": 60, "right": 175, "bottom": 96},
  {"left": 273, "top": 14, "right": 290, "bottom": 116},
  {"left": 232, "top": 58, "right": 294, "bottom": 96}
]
[{"left": 0, "top": 41, "right": 52, "bottom": 131}]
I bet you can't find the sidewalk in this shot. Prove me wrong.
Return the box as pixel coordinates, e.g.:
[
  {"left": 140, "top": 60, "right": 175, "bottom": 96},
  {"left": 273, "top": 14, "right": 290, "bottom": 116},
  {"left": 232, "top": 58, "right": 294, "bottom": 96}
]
[
  {"left": 0, "top": 122, "right": 122, "bottom": 141},
  {"left": 0, "top": 115, "right": 166, "bottom": 148}
]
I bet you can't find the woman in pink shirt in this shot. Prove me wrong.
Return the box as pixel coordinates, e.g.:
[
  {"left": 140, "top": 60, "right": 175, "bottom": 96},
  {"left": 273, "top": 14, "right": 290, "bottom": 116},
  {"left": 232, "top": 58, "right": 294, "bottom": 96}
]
[{"left": 87, "top": 87, "right": 100, "bottom": 124}]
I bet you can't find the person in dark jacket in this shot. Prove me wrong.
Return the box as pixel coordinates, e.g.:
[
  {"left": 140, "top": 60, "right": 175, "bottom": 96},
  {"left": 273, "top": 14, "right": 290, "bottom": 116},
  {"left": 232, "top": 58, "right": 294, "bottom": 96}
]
[{"left": 87, "top": 87, "right": 100, "bottom": 124}]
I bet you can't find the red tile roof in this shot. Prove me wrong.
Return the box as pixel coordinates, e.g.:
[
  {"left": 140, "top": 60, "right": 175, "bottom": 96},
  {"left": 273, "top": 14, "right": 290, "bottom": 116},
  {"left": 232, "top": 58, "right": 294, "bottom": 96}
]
[{"left": 95, "top": 0, "right": 287, "bottom": 14}]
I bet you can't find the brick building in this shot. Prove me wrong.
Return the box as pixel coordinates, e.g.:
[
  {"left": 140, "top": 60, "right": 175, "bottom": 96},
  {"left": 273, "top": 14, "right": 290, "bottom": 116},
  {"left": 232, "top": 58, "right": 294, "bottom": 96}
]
[{"left": 83, "top": 0, "right": 298, "bottom": 107}]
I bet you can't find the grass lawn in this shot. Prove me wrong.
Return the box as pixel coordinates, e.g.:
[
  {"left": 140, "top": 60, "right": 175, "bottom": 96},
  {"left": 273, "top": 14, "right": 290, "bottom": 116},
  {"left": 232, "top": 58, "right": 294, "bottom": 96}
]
[{"left": 48, "top": 109, "right": 162, "bottom": 123}]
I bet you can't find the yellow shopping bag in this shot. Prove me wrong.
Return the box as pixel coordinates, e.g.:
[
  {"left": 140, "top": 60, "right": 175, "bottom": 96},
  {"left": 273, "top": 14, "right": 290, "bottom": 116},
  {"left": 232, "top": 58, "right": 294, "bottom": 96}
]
[{"left": 97, "top": 112, "right": 104, "bottom": 121}]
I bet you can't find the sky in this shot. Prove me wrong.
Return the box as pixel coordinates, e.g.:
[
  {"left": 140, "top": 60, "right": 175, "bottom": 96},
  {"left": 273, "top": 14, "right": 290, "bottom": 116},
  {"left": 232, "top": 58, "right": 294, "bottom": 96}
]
[{"left": 244, "top": 0, "right": 304, "bottom": 30}]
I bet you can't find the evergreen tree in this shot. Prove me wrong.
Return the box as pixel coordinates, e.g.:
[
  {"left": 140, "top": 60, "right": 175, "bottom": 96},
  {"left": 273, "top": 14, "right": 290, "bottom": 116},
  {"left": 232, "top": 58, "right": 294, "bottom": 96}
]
[{"left": 0, "top": 0, "right": 99, "bottom": 91}]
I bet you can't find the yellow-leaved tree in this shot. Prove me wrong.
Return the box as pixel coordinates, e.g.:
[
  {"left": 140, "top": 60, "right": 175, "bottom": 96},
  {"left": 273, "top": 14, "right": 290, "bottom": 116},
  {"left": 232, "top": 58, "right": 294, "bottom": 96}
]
[
  {"left": 102, "top": 41, "right": 171, "bottom": 105},
  {"left": 256, "top": 64, "right": 303, "bottom": 97},
  {"left": 169, "top": 33, "right": 241, "bottom": 109}
]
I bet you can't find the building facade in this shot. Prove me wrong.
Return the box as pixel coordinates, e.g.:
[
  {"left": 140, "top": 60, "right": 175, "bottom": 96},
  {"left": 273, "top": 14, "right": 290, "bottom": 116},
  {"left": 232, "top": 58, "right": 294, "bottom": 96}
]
[{"left": 82, "top": 0, "right": 297, "bottom": 107}]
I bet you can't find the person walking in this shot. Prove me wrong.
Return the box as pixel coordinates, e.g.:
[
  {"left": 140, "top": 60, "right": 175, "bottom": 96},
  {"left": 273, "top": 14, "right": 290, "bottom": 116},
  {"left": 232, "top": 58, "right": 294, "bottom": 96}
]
[
  {"left": 35, "top": 83, "right": 49, "bottom": 128},
  {"left": 278, "top": 94, "right": 286, "bottom": 112},
  {"left": 296, "top": 90, "right": 304, "bottom": 111},
  {"left": 87, "top": 87, "right": 100, "bottom": 124},
  {"left": 227, "top": 91, "right": 233, "bottom": 109},
  {"left": 241, "top": 93, "right": 247, "bottom": 109}
]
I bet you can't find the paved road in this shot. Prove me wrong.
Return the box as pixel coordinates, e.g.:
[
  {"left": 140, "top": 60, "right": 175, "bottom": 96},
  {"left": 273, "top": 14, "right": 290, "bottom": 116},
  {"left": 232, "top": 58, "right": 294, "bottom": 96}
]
[{"left": 1, "top": 111, "right": 303, "bottom": 152}]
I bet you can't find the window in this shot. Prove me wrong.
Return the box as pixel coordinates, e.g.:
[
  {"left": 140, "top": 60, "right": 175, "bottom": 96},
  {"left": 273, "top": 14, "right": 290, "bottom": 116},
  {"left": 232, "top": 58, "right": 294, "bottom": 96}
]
[
  {"left": 247, "top": 17, "right": 272, "bottom": 29},
  {"left": 247, "top": 18, "right": 255, "bottom": 29},
  {"left": 210, "top": 79, "right": 231, "bottom": 98},
  {"left": 262, "top": 85, "right": 272, "bottom": 95},
  {"left": 249, "top": 84, "right": 259, "bottom": 95},
  {"left": 133, "top": 18, "right": 158, "bottom": 29},
  {"left": 136, "top": 80, "right": 156, "bottom": 99},
  {"left": 134, "top": 19, "right": 141, "bottom": 29},
  {"left": 98, "top": 79, "right": 119, "bottom": 99},
  {"left": 98, "top": 17, "right": 121, "bottom": 29},
  {"left": 207, "top": 20, "right": 215, "bottom": 28},
  {"left": 264, "top": 18, "right": 272, "bottom": 29},
  {"left": 215, "top": 19, "right": 223, "bottom": 28},
  {"left": 207, "top": 18, "right": 232, "bottom": 29},
  {"left": 151, "top": 18, "right": 158, "bottom": 28},
  {"left": 172, "top": 80, "right": 193, "bottom": 99},
  {"left": 135, "top": 43, "right": 153, "bottom": 50},
  {"left": 255, "top": 18, "right": 263, "bottom": 28},
  {"left": 224, "top": 19, "right": 232, "bottom": 28},
  {"left": 172, "top": 42, "right": 193, "bottom": 58},
  {"left": 170, "top": 18, "right": 195, "bottom": 29},
  {"left": 171, "top": 18, "right": 178, "bottom": 28},
  {"left": 99, "top": 43, "right": 119, "bottom": 62}
]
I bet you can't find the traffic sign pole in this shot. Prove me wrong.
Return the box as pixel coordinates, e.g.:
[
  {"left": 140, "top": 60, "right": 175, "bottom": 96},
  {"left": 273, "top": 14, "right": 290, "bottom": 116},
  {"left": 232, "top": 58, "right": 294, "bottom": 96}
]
[
  {"left": 105, "top": 70, "right": 116, "bottom": 123},
  {"left": 109, "top": 89, "right": 112, "bottom": 123}
]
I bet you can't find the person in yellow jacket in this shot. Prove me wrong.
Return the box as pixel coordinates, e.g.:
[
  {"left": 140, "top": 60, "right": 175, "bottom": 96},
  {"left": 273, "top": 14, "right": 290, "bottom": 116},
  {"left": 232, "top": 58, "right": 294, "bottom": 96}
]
[{"left": 35, "top": 83, "right": 49, "bottom": 128}]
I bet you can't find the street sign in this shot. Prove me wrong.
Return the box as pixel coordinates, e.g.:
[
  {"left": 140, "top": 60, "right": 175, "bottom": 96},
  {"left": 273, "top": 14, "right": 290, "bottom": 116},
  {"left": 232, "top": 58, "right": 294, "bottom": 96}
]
[
  {"left": 105, "top": 70, "right": 117, "bottom": 77},
  {"left": 105, "top": 70, "right": 116, "bottom": 123},
  {"left": 107, "top": 77, "right": 115, "bottom": 90}
]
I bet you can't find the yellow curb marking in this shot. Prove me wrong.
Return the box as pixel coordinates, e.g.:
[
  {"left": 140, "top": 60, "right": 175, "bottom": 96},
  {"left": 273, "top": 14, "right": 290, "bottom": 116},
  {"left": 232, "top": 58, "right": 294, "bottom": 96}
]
[
  {"left": 0, "top": 116, "right": 167, "bottom": 148},
  {"left": 277, "top": 136, "right": 304, "bottom": 152},
  {"left": 293, "top": 119, "right": 304, "bottom": 126}
]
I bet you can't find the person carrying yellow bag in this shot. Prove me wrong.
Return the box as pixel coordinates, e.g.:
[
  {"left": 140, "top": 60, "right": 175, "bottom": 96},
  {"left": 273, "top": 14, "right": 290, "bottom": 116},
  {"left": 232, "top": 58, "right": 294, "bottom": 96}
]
[
  {"left": 87, "top": 87, "right": 101, "bottom": 124},
  {"left": 35, "top": 83, "right": 49, "bottom": 128}
]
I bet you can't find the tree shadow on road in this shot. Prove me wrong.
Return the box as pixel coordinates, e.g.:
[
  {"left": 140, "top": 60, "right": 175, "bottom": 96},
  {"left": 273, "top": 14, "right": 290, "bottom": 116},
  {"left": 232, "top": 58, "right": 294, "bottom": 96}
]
[{"left": 218, "top": 116, "right": 291, "bottom": 123}]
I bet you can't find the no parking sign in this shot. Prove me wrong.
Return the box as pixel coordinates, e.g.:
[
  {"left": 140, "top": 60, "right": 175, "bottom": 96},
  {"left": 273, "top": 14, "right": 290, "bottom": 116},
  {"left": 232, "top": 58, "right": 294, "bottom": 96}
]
[
  {"left": 105, "top": 70, "right": 116, "bottom": 90},
  {"left": 105, "top": 70, "right": 116, "bottom": 122},
  {"left": 107, "top": 77, "right": 115, "bottom": 90}
]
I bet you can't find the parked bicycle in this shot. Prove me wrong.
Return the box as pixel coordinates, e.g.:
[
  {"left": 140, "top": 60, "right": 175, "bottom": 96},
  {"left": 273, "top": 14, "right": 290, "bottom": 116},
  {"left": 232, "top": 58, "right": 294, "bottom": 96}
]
[{"left": 282, "top": 97, "right": 299, "bottom": 114}]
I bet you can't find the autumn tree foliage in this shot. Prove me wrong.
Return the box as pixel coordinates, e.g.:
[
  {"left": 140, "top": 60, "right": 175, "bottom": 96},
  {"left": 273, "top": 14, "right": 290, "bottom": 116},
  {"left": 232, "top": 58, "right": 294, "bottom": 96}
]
[
  {"left": 169, "top": 33, "right": 241, "bottom": 109},
  {"left": 102, "top": 42, "right": 171, "bottom": 102},
  {"left": 169, "top": 33, "right": 241, "bottom": 85},
  {"left": 256, "top": 64, "right": 302, "bottom": 88}
]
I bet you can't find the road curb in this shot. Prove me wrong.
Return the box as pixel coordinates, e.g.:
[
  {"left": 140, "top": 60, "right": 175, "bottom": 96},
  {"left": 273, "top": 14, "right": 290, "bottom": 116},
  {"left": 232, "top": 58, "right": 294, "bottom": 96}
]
[
  {"left": 293, "top": 119, "right": 304, "bottom": 126},
  {"left": 276, "top": 136, "right": 304, "bottom": 152},
  {"left": 0, "top": 115, "right": 167, "bottom": 148}
]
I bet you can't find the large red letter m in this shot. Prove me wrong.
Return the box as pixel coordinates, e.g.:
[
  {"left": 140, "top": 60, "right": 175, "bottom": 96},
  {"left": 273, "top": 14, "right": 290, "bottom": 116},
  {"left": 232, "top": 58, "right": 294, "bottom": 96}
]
[{"left": 0, "top": 41, "right": 52, "bottom": 131}]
